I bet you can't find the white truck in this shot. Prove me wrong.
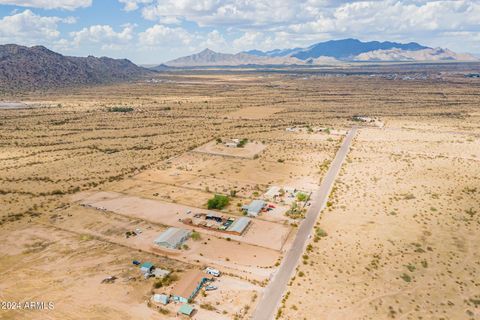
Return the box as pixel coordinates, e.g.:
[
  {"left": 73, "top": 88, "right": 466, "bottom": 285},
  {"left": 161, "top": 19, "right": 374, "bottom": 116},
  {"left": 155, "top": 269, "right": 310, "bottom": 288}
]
[{"left": 205, "top": 267, "right": 220, "bottom": 277}]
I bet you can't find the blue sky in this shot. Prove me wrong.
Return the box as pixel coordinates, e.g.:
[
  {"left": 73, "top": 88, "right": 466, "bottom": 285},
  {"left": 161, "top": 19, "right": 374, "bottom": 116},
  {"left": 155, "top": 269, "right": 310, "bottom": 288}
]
[{"left": 0, "top": 0, "right": 479, "bottom": 64}]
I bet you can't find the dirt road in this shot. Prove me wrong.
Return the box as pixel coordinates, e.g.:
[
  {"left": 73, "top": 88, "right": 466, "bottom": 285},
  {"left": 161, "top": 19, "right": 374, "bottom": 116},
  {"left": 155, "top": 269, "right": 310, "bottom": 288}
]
[{"left": 251, "top": 127, "right": 357, "bottom": 320}]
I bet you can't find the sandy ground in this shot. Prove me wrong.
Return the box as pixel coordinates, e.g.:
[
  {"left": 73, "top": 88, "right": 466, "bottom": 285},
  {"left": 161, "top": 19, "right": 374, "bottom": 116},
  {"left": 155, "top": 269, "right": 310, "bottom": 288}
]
[
  {"left": 194, "top": 140, "right": 267, "bottom": 159},
  {"left": 76, "top": 191, "right": 291, "bottom": 251},
  {"left": 0, "top": 224, "right": 174, "bottom": 320},
  {"left": 2, "top": 71, "right": 479, "bottom": 319},
  {"left": 279, "top": 123, "right": 480, "bottom": 320},
  {"left": 227, "top": 107, "right": 284, "bottom": 119}
]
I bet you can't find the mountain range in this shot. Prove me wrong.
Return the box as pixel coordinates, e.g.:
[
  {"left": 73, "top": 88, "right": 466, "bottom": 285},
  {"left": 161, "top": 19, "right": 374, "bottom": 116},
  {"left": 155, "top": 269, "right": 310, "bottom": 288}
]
[
  {"left": 164, "top": 38, "right": 477, "bottom": 67},
  {"left": 0, "top": 44, "right": 153, "bottom": 91}
]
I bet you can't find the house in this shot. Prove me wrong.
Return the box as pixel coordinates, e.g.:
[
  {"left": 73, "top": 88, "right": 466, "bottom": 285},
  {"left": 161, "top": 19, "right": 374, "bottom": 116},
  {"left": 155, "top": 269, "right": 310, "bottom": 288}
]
[
  {"left": 153, "top": 294, "right": 169, "bottom": 305},
  {"left": 170, "top": 270, "right": 213, "bottom": 303},
  {"left": 178, "top": 304, "right": 195, "bottom": 317},
  {"left": 154, "top": 227, "right": 191, "bottom": 249},
  {"left": 140, "top": 262, "right": 154, "bottom": 274},
  {"left": 242, "top": 200, "right": 266, "bottom": 217},
  {"left": 227, "top": 217, "right": 251, "bottom": 235}
]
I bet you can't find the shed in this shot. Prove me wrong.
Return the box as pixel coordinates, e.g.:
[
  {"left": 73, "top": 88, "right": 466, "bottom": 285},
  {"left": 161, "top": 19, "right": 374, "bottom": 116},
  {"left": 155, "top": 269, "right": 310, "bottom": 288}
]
[
  {"left": 242, "top": 200, "right": 266, "bottom": 217},
  {"left": 154, "top": 227, "right": 191, "bottom": 249},
  {"left": 178, "top": 304, "right": 194, "bottom": 316},
  {"left": 206, "top": 213, "right": 223, "bottom": 222},
  {"left": 171, "top": 270, "right": 213, "bottom": 303},
  {"left": 153, "top": 294, "right": 169, "bottom": 305},
  {"left": 153, "top": 268, "right": 171, "bottom": 279},
  {"left": 140, "top": 262, "right": 154, "bottom": 274},
  {"left": 227, "top": 217, "right": 251, "bottom": 235}
]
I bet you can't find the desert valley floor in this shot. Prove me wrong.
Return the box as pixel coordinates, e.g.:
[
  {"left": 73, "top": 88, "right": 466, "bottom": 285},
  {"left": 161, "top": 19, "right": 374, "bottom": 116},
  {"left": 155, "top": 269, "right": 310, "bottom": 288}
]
[{"left": 0, "top": 69, "right": 479, "bottom": 320}]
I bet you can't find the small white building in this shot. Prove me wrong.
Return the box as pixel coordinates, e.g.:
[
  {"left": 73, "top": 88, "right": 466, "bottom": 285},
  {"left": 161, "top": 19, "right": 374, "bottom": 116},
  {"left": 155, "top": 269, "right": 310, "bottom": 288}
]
[{"left": 224, "top": 138, "right": 240, "bottom": 148}]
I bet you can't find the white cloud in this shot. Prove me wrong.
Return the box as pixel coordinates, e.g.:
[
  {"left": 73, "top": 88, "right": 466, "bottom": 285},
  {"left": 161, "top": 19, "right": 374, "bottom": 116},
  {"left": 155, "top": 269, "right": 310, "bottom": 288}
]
[
  {"left": 140, "top": 0, "right": 312, "bottom": 27},
  {"left": 138, "top": 24, "right": 193, "bottom": 46},
  {"left": 203, "top": 30, "right": 228, "bottom": 50},
  {"left": 0, "top": 9, "right": 75, "bottom": 44},
  {"left": 70, "top": 24, "right": 135, "bottom": 50},
  {"left": 0, "top": 0, "right": 92, "bottom": 10},
  {"left": 289, "top": 0, "right": 480, "bottom": 36},
  {"left": 118, "top": 0, "right": 152, "bottom": 11}
]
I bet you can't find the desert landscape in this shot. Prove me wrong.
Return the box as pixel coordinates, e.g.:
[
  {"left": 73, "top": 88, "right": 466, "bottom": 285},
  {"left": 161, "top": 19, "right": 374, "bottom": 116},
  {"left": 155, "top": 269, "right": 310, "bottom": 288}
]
[{"left": 1, "top": 67, "right": 479, "bottom": 320}]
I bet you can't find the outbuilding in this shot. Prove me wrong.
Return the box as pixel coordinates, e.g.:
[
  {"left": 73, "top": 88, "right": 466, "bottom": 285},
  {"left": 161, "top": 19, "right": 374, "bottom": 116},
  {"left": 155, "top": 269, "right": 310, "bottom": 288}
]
[
  {"left": 227, "top": 217, "right": 251, "bottom": 235},
  {"left": 153, "top": 294, "right": 169, "bottom": 305},
  {"left": 140, "top": 262, "right": 154, "bottom": 274},
  {"left": 153, "top": 269, "right": 171, "bottom": 279},
  {"left": 178, "top": 304, "right": 195, "bottom": 317},
  {"left": 154, "top": 227, "right": 191, "bottom": 249},
  {"left": 242, "top": 199, "right": 266, "bottom": 217}
]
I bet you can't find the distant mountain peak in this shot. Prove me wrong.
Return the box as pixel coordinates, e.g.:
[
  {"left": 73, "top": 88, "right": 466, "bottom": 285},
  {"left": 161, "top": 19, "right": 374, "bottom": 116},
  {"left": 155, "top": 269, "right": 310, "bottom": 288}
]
[
  {"left": 0, "top": 44, "right": 153, "bottom": 91},
  {"left": 160, "top": 38, "right": 476, "bottom": 67}
]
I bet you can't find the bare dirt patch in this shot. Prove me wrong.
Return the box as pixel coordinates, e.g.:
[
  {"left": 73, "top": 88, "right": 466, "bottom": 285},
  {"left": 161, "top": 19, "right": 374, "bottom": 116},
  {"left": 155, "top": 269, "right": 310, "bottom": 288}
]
[
  {"left": 193, "top": 139, "right": 266, "bottom": 159},
  {"left": 227, "top": 106, "right": 283, "bottom": 119}
]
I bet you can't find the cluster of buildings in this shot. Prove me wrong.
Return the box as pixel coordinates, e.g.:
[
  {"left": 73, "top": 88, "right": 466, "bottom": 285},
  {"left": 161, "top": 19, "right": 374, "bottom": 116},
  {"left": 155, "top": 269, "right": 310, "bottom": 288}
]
[
  {"left": 181, "top": 214, "right": 251, "bottom": 235},
  {"left": 135, "top": 259, "right": 220, "bottom": 317},
  {"left": 352, "top": 115, "right": 376, "bottom": 123},
  {"left": 150, "top": 268, "right": 219, "bottom": 317}
]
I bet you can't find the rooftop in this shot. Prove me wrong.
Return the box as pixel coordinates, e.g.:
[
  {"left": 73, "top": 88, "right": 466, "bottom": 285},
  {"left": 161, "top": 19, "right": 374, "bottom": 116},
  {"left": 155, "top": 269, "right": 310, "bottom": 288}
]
[
  {"left": 179, "top": 304, "right": 194, "bottom": 316},
  {"left": 154, "top": 227, "right": 190, "bottom": 248},
  {"left": 171, "top": 269, "right": 212, "bottom": 300},
  {"left": 244, "top": 199, "right": 266, "bottom": 214},
  {"left": 228, "top": 217, "right": 251, "bottom": 234},
  {"left": 140, "top": 262, "right": 154, "bottom": 269}
]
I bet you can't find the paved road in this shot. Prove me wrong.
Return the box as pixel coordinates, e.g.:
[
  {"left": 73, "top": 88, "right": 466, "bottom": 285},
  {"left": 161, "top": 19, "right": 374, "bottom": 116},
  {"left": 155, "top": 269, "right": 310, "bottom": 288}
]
[{"left": 251, "top": 127, "right": 357, "bottom": 320}]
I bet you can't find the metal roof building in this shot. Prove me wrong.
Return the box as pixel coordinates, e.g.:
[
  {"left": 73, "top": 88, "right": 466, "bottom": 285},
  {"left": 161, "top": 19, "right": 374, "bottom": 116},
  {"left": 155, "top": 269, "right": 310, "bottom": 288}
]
[
  {"left": 171, "top": 270, "right": 213, "bottom": 303},
  {"left": 242, "top": 199, "right": 266, "bottom": 217},
  {"left": 140, "top": 262, "right": 154, "bottom": 274},
  {"left": 227, "top": 217, "right": 251, "bottom": 235},
  {"left": 153, "top": 294, "right": 169, "bottom": 305},
  {"left": 154, "top": 227, "right": 191, "bottom": 249},
  {"left": 178, "top": 304, "right": 195, "bottom": 316}
]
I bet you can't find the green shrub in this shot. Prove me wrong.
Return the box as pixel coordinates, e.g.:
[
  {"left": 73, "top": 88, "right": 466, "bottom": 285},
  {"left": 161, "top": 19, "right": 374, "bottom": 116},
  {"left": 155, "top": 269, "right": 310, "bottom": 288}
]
[
  {"left": 191, "top": 231, "right": 201, "bottom": 241},
  {"left": 296, "top": 193, "right": 309, "bottom": 202},
  {"left": 207, "top": 194, "right": 229, "bottom": 209},
  {"left": 237, "top": 138, "right": 248, "bottom": 147},
  {"left": 400, "top": 273, "right": 411, "bottom": 282}
]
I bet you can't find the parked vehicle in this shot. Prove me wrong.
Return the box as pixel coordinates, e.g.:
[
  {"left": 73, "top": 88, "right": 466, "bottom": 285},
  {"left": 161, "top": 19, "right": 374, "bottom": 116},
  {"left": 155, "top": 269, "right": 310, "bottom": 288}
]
[
  {"left": 205, "top": 267, "right": 220, "bottom": 277},
  {"left": 132, "top": 260, "right": 141, "bottom": 265},
  {"left": 205, "top": 285, "right": 217, "bottom": 291}
]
